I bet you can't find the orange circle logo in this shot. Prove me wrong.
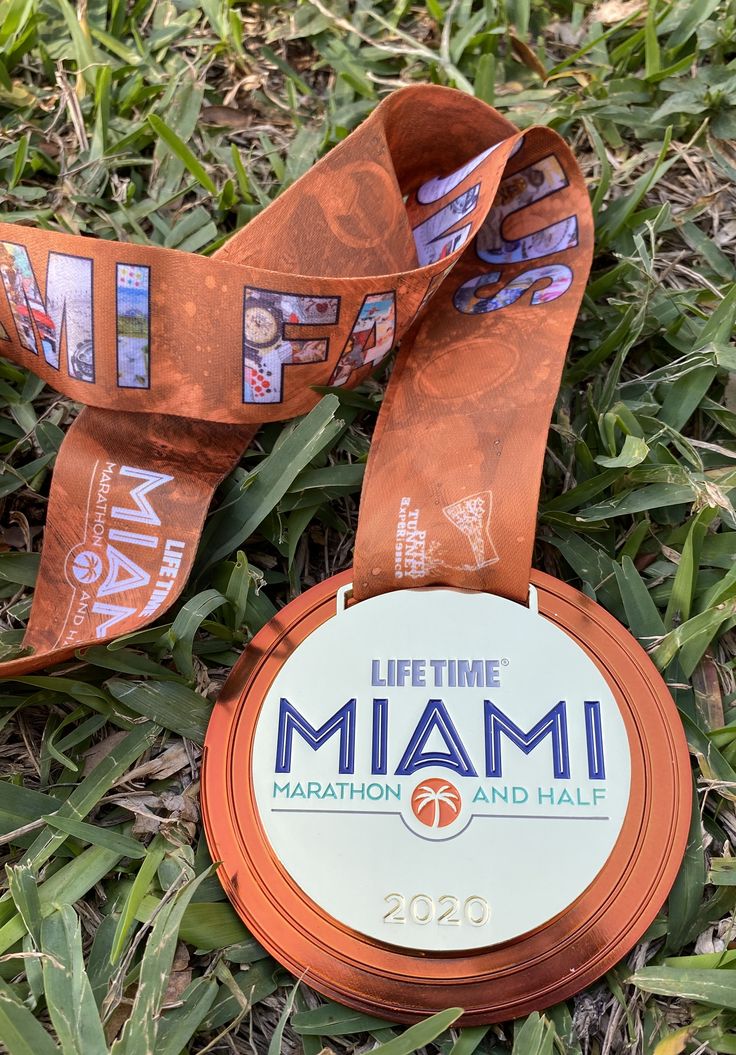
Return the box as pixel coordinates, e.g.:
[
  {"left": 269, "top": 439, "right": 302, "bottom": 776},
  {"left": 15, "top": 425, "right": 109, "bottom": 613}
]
[{"left": 411, "top": 779, "right": 462, "bottom": 829}]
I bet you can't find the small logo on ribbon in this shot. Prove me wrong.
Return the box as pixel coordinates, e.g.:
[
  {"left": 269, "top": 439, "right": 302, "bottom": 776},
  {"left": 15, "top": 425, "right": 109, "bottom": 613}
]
[{"left": 71, "top": 550, "right": 103, "bottom": 584}]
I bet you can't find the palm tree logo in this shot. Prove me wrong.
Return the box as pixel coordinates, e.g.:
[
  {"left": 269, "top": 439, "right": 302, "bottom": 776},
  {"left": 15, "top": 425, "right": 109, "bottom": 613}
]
[
  {"left": 411, "top": 778, "right": 462, "bottom": 829},
  {"left": 71, "top": 550, "right": 103, "bottom": 584}
]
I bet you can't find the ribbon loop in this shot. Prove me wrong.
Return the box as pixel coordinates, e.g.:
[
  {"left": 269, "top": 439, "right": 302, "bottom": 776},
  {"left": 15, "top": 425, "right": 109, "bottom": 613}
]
[
  {"left": 0, "top": 85, "right": 591, "bottom": 674},
  {"left": 353, "top": 119, "right": 592, "bottom": 603}
]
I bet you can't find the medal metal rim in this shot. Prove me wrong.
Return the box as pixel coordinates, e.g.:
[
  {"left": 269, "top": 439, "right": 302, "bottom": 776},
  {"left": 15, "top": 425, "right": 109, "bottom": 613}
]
[{"left": 202, "top": 569, "right": 691, "bottom": 1024}]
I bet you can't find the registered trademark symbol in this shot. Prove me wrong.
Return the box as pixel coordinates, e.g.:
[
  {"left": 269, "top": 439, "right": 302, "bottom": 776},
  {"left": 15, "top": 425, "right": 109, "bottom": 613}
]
[{"left": 501, "top": 658, "right": 510, "bottom": 666}]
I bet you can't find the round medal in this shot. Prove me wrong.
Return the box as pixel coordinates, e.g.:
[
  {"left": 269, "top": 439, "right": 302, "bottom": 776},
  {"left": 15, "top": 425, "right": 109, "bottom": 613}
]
[{"left": 202, "top": 569, "right": 691, "bottom": 1024}]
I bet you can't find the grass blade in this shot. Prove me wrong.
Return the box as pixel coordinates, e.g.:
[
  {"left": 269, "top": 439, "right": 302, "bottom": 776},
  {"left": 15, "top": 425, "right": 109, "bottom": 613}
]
[
  {"left": 110, "top": 836, "right": 167, "bottom": 964},
  {"left": 199, "top": 395, "right": 343, "bottom": 571},
  {"left": 20, "top": 723, "right": 159, "bottom": 871},
  {"left": 630, "top": 966, "right": 736, "bottom": 1010},
  {"left": 148, "top": 113, "right": 216, "bottom": 194},
  {"left": 41, "top": 814, "right": 145, "bottom": 859},
  {"left": 112, "top": 868, "right": 213, "bottom": 1055},
  {"left": 0, "top": 979, "right": 60, "bottom": 1055},
  {"left": 41, "top": 906, "right": 107, "bottom": 1055},
  {"left": 106, "top": 679, "right": 210, "bottom": 742},
  {"left": 368, "top": 1008, "right": 464, "bottom": 1055}
]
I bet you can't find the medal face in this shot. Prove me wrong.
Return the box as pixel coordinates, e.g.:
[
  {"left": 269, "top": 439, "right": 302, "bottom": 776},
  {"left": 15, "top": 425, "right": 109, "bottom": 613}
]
[
  {"left": 253, "top": 587, "right": 630, "bottom": 952},
  {"left": 202, "top": 570, "right": 691, "bottom": 1023}
]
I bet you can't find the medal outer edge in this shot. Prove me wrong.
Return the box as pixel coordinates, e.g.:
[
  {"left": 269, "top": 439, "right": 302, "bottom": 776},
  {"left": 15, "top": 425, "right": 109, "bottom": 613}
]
[{"left": 202, "top": 569, "right": 691, "bottom": 1024}]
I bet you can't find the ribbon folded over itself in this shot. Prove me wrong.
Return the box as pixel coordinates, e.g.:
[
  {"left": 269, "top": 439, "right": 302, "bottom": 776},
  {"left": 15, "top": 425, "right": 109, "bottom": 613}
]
[{"left": 0, "top": 84, "right": 592, "bottom": 676}]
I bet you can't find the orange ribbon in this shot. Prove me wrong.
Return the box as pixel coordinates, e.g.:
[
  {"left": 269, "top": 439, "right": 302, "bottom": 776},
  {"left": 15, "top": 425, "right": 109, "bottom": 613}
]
[{"left": 0, "top": 84, "right": 592, "bottom": 676}]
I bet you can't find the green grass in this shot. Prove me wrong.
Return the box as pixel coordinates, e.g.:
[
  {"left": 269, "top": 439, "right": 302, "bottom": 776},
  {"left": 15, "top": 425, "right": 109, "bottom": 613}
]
[{"left": 1, "top": 0, "right": 736, "bottom": 1052}]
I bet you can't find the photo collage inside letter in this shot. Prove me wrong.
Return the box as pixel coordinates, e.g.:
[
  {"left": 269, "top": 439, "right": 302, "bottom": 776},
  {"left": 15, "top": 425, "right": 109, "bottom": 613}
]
[
  {"left": 243, "top": 288, "right": 339, "bottom": 403},
  {"left": 0, "top": 241, "right": 94, "bottom": 381},
  {"left": 329, "top": 292, "right": 396, "bottom": 387},
  {"left": 454, "top": 151, "right": 579, "bottom": 316}
]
